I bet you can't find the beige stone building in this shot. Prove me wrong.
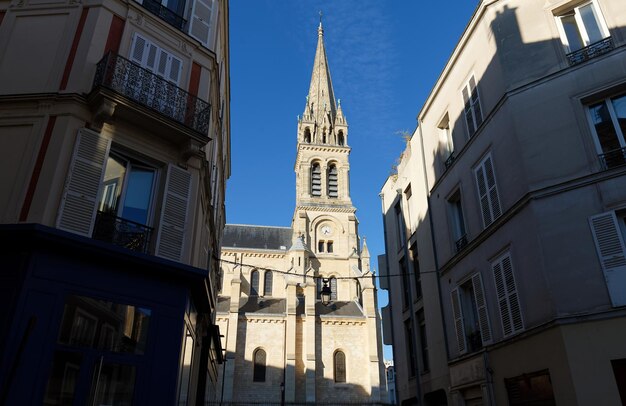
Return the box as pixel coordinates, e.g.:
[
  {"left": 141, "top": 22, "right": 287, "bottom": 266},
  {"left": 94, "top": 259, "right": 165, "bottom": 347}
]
[
  {"left": 380, "top": 0, "right": 626, "bottom": 405},
  {"left": 217, "top": 23, "right": 386, "bottom": 405},
  {"left": 0, "top": 0, "right": 229, "bottom": 403}
]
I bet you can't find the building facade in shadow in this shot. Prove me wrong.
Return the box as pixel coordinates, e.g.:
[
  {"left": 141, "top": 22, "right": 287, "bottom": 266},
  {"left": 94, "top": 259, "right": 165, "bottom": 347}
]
[
  {"left": 380, "top": 0, "right": 626, "bottom": 405},
  {"left": 217, "top": 22, "right": 386, "bottom": 405}
]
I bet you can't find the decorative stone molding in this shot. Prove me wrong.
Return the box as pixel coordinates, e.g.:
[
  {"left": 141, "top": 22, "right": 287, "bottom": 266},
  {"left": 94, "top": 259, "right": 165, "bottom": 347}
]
[
  {"left": 318, "top": 319, "right": 366, "bottom": 326},
  {"left": 241, "top": 316, "right": 286, "bottom": 324},
  {"left": 295, "top": 205, "right": 356, "bottom": 214}
]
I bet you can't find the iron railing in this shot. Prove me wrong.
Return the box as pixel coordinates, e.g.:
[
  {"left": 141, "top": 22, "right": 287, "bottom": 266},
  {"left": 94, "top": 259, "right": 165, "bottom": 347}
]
[
  {"left": 142, "top": 0, "right": 186, "bottom": 30},
  {"left": 566, "top": 37, "right": 614, "bottom": 66},
  {"left": 455, "top": 234, "right": 468, "bottom": 253},
  {"left": 92, "top": 211, "right": 153, "bottom": 254},
  {"left": 92, "top": 52, "right": 211, "bottom": 136},
  {"left": 599, "top": 147, "right": 626, "bottom": 170},
  {"left": 205, "top": 403, "right": 390, "bottom": 406},
  {"left": 444, "top": 152, "right": 456, "bottom": 170}
]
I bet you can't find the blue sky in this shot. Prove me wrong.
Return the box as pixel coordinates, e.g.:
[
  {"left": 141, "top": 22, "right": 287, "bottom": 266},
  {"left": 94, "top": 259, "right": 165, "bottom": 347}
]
[{"left": 227, "top": 1, "right": 478, "bottom": 360}]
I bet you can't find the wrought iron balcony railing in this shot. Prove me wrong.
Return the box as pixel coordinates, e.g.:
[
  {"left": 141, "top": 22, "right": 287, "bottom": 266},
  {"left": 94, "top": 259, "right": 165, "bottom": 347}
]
[
  {"left": 455, "top": 234, "right": 468, "bottom": 253},
  {"left": 444, "top": 152, "right": 456, "bottom": 170},
  {"left": 92, "top": 211, "right": 154, "bottom": 254},
  {"left": 599, "top": 147, "right": 626, "bottom": 170},
  {"left": 566, "top": 37, "right": 614, "bottom": 66},
  {"left": 92, "top": 52, "right": 210, "bottom": 136},
  {"left": 142, "top": 0, "right": 186, "bottom": 30}
]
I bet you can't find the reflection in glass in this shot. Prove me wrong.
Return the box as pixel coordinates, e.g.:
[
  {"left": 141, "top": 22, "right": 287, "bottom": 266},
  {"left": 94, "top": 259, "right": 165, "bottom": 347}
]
[
  {"left": 122, "top": 168, "right": 155, "bottom": 225},
  {"left": 590, "top": 102, "right": 621, "bottom": 154},
  {"left": 612, "top": 95, "right": 626, "bottom": 136},
  {"left": 43, "top": 351, "right": 82, "bottom": 406},
  {"left": 100, "top": 156, "right": 127, "bottom": 214},
  {"left": 58, "top": 296, "right": 151, "bottom": 354},
  {"left": 579, "top": 3, "right": 603, "bottom": 43},
  {"left": 562, "top": 14, "right": 584, "bottom": 51},
  {"left": 89, "top": 360, "right": 136, "bottom": 406}
]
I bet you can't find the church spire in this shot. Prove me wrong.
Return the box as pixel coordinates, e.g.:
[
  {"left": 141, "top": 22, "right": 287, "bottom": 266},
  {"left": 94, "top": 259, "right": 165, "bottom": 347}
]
[{"left": 303, "top": 19, "right": 337, "bottom": 127}]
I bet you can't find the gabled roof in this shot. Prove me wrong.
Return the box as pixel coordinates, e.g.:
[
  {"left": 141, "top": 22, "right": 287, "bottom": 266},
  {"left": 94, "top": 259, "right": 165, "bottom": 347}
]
[{"left": 222, "top": 224, "right": 292, "bottom": 250}]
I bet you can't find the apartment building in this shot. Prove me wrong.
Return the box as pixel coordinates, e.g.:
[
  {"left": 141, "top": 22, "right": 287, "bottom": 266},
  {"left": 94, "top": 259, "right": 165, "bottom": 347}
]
[
  {"left": 0, "top": 0, "right": 230, "bottom": 403},
  {"left": 381, "top": 0, "right": 626, "bottom": 405}
]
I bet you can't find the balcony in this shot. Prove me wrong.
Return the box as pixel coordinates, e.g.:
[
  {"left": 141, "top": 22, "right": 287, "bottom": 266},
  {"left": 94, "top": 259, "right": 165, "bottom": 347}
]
[
  {"left": 599, "top": 147, "right": 626, "bottom": 170},
  {"left": 142, "top": 0, "right": 186, "bottom": 30},
  {"left": 567, "top": 37, "right": 614, "bottom": 66},
  {"left": 91, "top": 52, "right": 210, "bottom": 137},
  {"left": 92, "top": 211, "right": 153, "bottom": 254},
  {"left": 455, "top": 234, "right": 468, "bottom": 253}
]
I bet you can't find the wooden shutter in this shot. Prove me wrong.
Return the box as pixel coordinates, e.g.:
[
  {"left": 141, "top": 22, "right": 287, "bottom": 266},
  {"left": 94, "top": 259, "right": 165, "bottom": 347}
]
[
  {"left": 155, "top": 164, "right": 192, "bottom": 262},
  {"left": 189, "top": 0, "right": 214, "bottom": 47},
  {"left": 450, "top": 288, "right": 466, "bottom": 354},
  {"left": 475, "top": 155, "right": 501, "bottom": 228},
  {"left": 471, "top": 273, "right": 492, "bottom": 345},
  {"left": 130, "top": 34, "right": 147, "bottom": 65},
  {"left": 589, "top": 212, "right": 626, "bottom": 306},
  {"left": 493, "top": 253, "right": 524, "bottom": 336},
  {"left": 57, "top": 129, "right": 111, "bottom": 237}
]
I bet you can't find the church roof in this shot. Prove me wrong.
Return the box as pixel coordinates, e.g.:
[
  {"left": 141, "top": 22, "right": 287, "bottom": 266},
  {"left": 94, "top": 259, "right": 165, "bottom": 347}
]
[
  {"left": 222, "top": 224, "right": 292, "bottom": 250},
  {"left": 316, "top": 301, "right": 364, "bottom": 317},
  {"left": 217, "top": 296, "right": 364, "bottom": 318}
]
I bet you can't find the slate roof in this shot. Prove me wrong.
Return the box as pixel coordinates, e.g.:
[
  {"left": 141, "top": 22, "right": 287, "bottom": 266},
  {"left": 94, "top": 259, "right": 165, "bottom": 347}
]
[
  {"left": 316, "top": 301, "right": 364, "bottom": 317},
  {"left": 222, "top": 224, "right": 292, "bottom": 250}
]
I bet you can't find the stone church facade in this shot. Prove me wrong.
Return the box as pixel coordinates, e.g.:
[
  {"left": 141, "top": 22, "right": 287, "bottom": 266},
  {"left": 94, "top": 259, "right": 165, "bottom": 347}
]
[{"left": 216, "top": 22, "right": 386, "bottom": 404}]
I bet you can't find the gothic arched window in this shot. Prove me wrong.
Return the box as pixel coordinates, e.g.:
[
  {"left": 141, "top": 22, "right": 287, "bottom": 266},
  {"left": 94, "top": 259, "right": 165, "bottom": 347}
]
[
  {"left": 338, "top": 131, "right": 345, "bottom": 146},
  {"left": 253, "top": 348, "right": 266, "bottom": 382},
  {"left": 311, "top": 163, "right": 322, "bottom": 197},
  {"left": 250, "top": 270, "right": 259, "bottom": 296},
  {"left": 327, "top": 164, "right": 338, "bottom": 198},
  {"left": 304, "top": 128, "right": 311, "bottom": 143},
  {"left": 334, "top": 350, "right": 346, "bottom": 383},
  {"left": 263, "top": 271, "right": 273, "bottom": 296}
]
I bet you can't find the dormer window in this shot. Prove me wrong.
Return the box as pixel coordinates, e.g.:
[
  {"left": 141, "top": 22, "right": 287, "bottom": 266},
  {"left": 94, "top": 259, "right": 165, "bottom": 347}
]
[
  {"left": 327, "top": 164, "right": 338, "bottom": 198},
  {"left": 311, "top": 163, "right": 322, "bottom": 197}
]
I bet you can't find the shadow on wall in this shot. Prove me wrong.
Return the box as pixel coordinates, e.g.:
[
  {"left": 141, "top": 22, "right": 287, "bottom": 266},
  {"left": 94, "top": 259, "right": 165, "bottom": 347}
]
[{"left": 214, "top": 350, "right": 388, "bottom": 405}]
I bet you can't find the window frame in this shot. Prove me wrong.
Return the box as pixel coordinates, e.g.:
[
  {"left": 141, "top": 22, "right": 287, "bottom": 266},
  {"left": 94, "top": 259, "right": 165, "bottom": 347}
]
[
  {"left": 474, "top": 153, "right": 502, "bottom": 229},
  {"left": 585, "top": 93, "right": 626, "bottom": 169},
  {"left": 250, "top": 270, "right": 259, "bottom": 296},
  {"left": 447, "top": 188, "right": 468, "bottom": 251},
  {"left": 333, "top": 350, "right": 347, "bottom": 383},
  {"left": 462, "top": 75, "right": 483, "bottom": 137}
]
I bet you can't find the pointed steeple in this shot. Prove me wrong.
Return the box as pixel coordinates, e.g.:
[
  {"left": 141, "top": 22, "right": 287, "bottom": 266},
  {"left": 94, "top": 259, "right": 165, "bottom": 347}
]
[{"left": 303, "top": 20, "right": 337, "bottom": 127}]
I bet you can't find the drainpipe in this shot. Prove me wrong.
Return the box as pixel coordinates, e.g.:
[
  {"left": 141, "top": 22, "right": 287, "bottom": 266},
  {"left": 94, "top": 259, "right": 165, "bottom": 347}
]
[
  {"left": 379, "top": 192, "right": 400, "bottom": 406},
  {"left": 416, "top": 119, "right": 450, "bottom": 360}
]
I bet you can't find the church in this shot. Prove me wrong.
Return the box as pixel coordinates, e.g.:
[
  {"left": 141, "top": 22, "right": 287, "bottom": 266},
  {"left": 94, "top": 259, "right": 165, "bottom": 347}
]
[{"left": 216, "top": 21, "right": 386, "bottom": 404}]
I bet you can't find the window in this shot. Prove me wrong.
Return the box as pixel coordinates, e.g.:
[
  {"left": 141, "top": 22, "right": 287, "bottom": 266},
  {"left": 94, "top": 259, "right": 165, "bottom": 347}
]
[
  {"left": 395, "top": 204, "right": 406, "bottom": 249},
  {"left": 555, "top": 1, "right": 610, "bottom": 54},
  {"left": 492, "top": 253, "right": 524, "bottom": 336},
  {"left": 129, "top": 34, "right": 182, "bottom": 86},
  {"left": 505, "top": 369, "right": 556, "bottom": 406},
  {"left": 448, "top": 190, "right": 468, "bottom": 252},
  {"left": 404, "top": 320, "right": 416, "bottom": 377},
  {"left": 318, "top": 240, "right": 325, "bottom": 253},
  {"left": 451, "top": 273, "right": 492, "bottom": 354},
  {"left": 338, "top": 131, "right": 345, "bottom": 146},
  {"left": 253, "top": 349, "right": 266, "bottom": 382},
  {"left": 263, "top": 271, "right": 273, "bottom": 296},
  {"left": 589, "top": 211, "right": 626, "bottom": 306},
  {"left": 327, "top": 164, "right": 338, "bottom": 198},
  {"left": 250, "top": 270, "right": 259, "bottom": 296},
  {"left": 355, "top": 279, "right": 363, "bottom": 307},
  {"left": 474, "top": 154, "right": 502, "bottom": 228},
  {"left": 141, "top": 0, "right": 186, "bottom": 29},
  {"left": 439, "top": 113, "right": 454, "bottom": 167},
  {"left": 410, "top": 244, "right": 422, "bottom": 300},
  {"left": 327, "top": 241, "right": 334, "bottom": 253},
  {"left": 334, "top": 351, "right": 346, "bottom": 383},
  {"left": 462, "top": 76, "right": 483, "bottom": 136},
  {"left": 188, "top": 0, "right": 217, "bottom": 47},
  {"left": 417, "top": 310, "right": 429, "bottom": 372},
  {"left": 400, "top": 258, "right": 410, "bottom": 308},
  {"left": 587, "top": 93, "right": 626, "bottom": 169},
  {"left": 304, "top": 128, "right": 311, "bottom": 143},
  {"left": 330, "top": 277, "right": 337, "bottom": 301},
  {"left": 404, "top": 185, "right": 412, "bottom": 227},
  {"left": 311, "top": 163, "right": 322, "bottom": 197}
]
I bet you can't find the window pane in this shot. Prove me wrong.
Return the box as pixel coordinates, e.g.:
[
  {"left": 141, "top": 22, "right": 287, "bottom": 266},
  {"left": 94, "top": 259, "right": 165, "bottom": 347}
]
[
  {"left": 561, "top": 14, "right": 584, "bottom": 50},
  {"left": 89, "top": 361, "right": 136, "bottom": 406},
  {"left": 590, "top": 102, "right": 622, "bottom": 153},
  {"left": 579, "top": 3, "right": 604, "bottom": 43},
  {"left": 122, "top": 167, "right": 155, "bottom": 225},
  {"left": 177, "top": 332, "right": 194, "bottom": 405},
  {"left": 43, "top": 351, "right": 82, "bottom": 406},
  {"left": 100, "top": 156, "right": 127, "bottom": 214},
  {"left": 334, "top": 351, "right": 346, "bottom": 383},
  {"left": 250, "top": 271, "right": 259, "bottom": 295},
  {"left": 611, "top": 95, "right": 626, "bottom": 137},
  {"left": 263, "top": 271, "right": 273, "bottom": 296},
  {"left": 58, "top": 296, "right": 151, "bottom": 354}
]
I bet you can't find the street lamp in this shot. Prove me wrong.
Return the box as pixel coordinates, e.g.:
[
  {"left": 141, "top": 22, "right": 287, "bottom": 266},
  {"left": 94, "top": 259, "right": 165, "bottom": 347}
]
[{"left": 320, "top": 278, "right": 332, "bottom": 305}]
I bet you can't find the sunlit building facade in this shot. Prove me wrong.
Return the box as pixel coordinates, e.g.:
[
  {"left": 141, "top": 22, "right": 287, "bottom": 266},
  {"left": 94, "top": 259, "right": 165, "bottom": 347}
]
[
  {"left": 0, "top": 0, "right": 230, "bottom": 403},
  {"left": 381, "top": 0, "right": 626, "bottom": 404}
]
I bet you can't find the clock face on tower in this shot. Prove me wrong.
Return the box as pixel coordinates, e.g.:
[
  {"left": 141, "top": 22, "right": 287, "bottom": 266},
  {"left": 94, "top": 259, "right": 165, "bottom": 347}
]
[{"left": 321, "top": 225, "right": 332, "bottom": 236}]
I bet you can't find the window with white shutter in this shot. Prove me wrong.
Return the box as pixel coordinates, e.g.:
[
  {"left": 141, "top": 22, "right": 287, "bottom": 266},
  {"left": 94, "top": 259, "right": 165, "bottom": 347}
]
[
  {"left": 155, "top": 164, "right": 192, "bottom": 262},
  {"left": 475, "top": 154, "right": 502, "bottom": 228},
  {"left": 189, "top": 0, "right": 215, "bottom": 47},
  {"left": 462, "top": 75, "right": 483, "bottom": 136},
  {"left": 472, "top": 273, "right": 492, "bottom": 345},
  {"left": 57, "top": 129, "right": 111, "bottom": 237},
  {"left": 589, "top": 212, "right": 626, "bottom": 306},
  {"left": 129, "top": 33, "right": 183, "bottom": 86},
  {"left": 492, "top": 253, "right": 524, "bottom": 337},
  {"left": 450, "top": 288, "right": 466, "bottom": 354}
]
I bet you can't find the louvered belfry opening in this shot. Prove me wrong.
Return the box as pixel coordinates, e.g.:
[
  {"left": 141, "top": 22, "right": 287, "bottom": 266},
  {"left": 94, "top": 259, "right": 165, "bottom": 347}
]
[
  {"left": 311, "top": 163, "right": 322, "bottom": 196},
  {"left": 328, "top": 164, "right": 338, "bottom": 198}
]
